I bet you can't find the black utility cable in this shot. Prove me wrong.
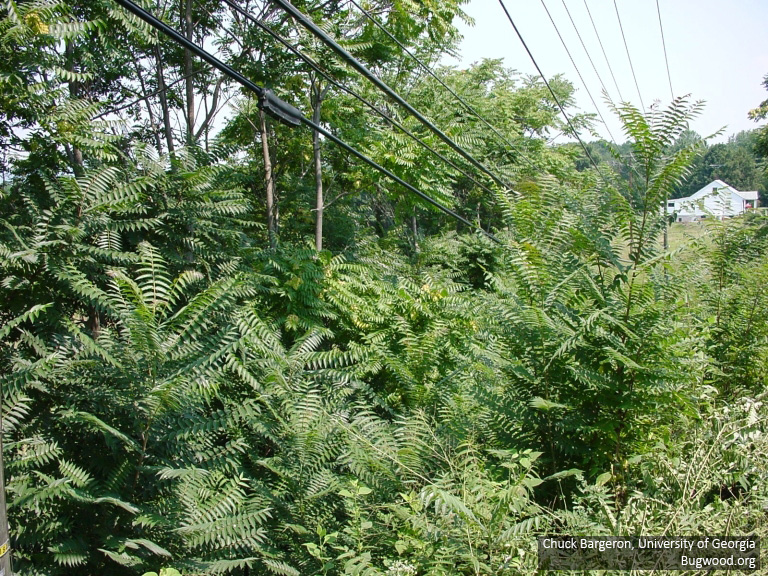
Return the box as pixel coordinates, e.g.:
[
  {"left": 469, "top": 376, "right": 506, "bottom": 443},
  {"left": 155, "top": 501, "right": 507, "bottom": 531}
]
[
  {"left": 582, "top": 0, "right": 624, "bottom": 103},
  {"left": 269, "top": 0, "right": 514, "bottom": 192},
  {"left": 613, "top": 0, "right": 644, "bottom": 107},
  {"left": 539, "top": 0, "right": 617, "bottom": 144},
  {"left": 112, "top": 0, "right": 499, "bottom": 242},
  {"left": 220, "top": 0, "right": 499, "bottom": 198},
  {"left": 346, "top": 0, "right": 537, "bottom": 171},
  {"left": 496, "top": 0, "right": 603, "bottom": 175},
  {"left": 655, "top": 0, "right": 674, "bottom": 100}
]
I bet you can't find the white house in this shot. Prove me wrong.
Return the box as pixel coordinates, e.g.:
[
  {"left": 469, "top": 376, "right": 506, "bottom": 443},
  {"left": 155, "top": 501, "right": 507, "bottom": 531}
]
[{"left": 667, "top": 180, "right": 759, "bottom": 222}]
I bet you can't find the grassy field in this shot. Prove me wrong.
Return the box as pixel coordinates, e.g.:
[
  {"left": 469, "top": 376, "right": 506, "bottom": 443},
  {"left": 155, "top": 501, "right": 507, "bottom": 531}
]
[
  {"left": 666, "top": 221, "right": 710, "bottom": 251},
  {"left": 615, "top": 222, "right": 711, "bottom": 263}
]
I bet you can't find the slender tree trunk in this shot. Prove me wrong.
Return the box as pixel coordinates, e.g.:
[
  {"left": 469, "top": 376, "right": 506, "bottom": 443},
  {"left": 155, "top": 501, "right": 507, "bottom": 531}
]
[
  {"left": 0, "top": 377, "right": 11, "bottom": 576},
  {"left": 154, "top": 46, "right": 175, "bottom": 157},
  {"left": 0, "top": 426, "right": 11, "bottom": 576},
  {"left": 260, "top": 108, "right": 277, "bottom": 248},
  {"left": 65, "top": 41, "right": 84, "bottom": 176},
  {"left": 372, "top": 192, "right": 387, "bottom": 237},
  {"left": 411, "top": 207, "right": 419, "bottom": 251},
  {"left": 663, "top": 192, "right": 669, "bottom": 251},
  {"left": 87, "top": 308, "right": 101, "bottom": 339},
  {"left": 311, "top": 80, "right": 328, "bottom": 251},
  {"left": 72, "top": 148, "right": 84, "bottom": 176},
  {"left": 194, "top": 75, "right": 223, "bottom": 142},
  {"left": 71, "top": 38, "right": 100, "bottom": 334},
  {"left": 132, "top": 58, "right": 163, "bottom": 153},
  {"left": 204, "top": 95, "right": 209, "bottom": 153},
  {"left": 184, "top": 0, "right": 195, "bottom": 146}
]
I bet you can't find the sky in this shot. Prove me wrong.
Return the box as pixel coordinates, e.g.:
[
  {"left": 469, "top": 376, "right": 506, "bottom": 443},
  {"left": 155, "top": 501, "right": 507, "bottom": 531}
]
[{"left": 445, "top": 0, "right": 768, "bottom": 144}]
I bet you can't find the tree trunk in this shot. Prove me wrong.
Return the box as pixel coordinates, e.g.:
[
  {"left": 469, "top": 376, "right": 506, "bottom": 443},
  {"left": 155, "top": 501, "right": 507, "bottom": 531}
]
[
  {"left": 312, "top": 80, "right": 328, "bottom": 251},
  {"left": 0, "top": 415, "right": 11, "bottom": 576},
  {"left": 132, "top": 57, "right": 163, "bottom": 153},
  {"left": 65, "top": 41, "right": 84, "bottom": 177},
  {"left": 663, "top": 193, "right": 669, "bottom": 251},
  {"left": 194, "top": 75, "right": 224, "bottom": 143},
  {"left": 184, "top": 0, "right": 195, "bottom": 146},
  {"left": 87, "top": 307, "right": 101, "bottom": 340},
  {"left": 154, "top": 46, "right": 175, "bottom": 157},
  {"left": 260, "top": 107, "right": 277, "bottom": 248}
]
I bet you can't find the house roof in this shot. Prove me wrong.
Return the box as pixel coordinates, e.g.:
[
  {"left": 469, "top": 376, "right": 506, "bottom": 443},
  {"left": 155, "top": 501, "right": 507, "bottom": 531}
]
[
  {"left": 736, "top": 191, "right": 759, "bottom": 201},
  {"left": 686, "top": 179, "right": 732, "bottom": 201},
  {"left": 678, "top": 179, "right": 756, "bottom": 203}
]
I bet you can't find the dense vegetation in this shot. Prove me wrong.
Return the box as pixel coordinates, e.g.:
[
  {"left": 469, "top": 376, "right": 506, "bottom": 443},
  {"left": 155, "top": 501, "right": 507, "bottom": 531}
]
[{"left": 1, "top": 1, "right": 767, "bottom": 575}]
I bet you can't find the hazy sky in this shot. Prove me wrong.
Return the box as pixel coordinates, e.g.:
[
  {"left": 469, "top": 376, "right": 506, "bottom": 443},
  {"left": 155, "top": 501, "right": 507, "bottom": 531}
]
[{"left": 447, "top": 0, "right": 768, "bottom": 144}]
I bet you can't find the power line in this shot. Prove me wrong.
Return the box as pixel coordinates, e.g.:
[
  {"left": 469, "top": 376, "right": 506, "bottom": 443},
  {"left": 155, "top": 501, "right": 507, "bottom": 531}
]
[
  {"left": 559, "top": 0, "right": 614, "bottom": 105},
  {"left": 656, "top": 0, "right": 674, "bottom": 100},
  {"left": 495, "top": 0, "right": 603, "bottom": 176},
  {"left": 111, "top": 0, "right": 500, "bottom": 243},
  {"left": 613, "top": 0, "right": 644, "bottom": 108},
  {"left": 582, "top": 0, "right": 624, "bottom": 104},
  {"left": 346, "top": 0, "right": 538, "bottom": 171},
  {"left": 538, "top": 0, "right": 617, "bottom": 144},
  {"left": 219, "top": 0, "right": 499, "bottom": 198},
  {"left": 269, "top": 0, "right": 515, "bottom": 193}
]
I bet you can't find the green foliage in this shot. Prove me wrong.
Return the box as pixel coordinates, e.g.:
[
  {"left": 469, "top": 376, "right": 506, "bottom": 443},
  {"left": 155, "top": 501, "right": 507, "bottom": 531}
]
[
  {"left": 560, "top": 389, "right": 768, "bottom": 540},
  {"left": 694, "top": 214, "right": 768, "bottom": 395},
  {"left": 749, "top": 73, "right": 768, "bottom": 156},
  {"left": 2, "top": 2, "right": 768, "bottom": 574},
  {"left": 372, "top": 444, "right": 545, "bottom": 575}
]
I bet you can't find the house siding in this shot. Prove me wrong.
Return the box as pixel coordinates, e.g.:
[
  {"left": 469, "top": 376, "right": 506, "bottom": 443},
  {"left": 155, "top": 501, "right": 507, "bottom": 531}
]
[{"left": 667, "top": 180, "right": 757, "bottom": 221}]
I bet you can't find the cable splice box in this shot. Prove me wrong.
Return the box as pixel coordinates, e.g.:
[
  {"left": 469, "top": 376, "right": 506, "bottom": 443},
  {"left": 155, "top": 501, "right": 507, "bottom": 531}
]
[{"left": 260, "top": 90, "right": 303, "bottom": 127}]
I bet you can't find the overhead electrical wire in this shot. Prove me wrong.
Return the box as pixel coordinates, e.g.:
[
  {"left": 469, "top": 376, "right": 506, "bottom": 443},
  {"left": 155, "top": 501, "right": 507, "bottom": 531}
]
[
  {"left": 268, "top": 0, "right": 515, "bottom": 193},
  {"left": 613, "top": 0, "right": 644, "bottom": 107},
  {"left": 559, "top": 0, "right": 614, "bottom": 105},
  {"left": 345, "top": 0, "right": 538, "bottom": 171},
  {"left": 218, "top": 0, "right": 500, "bottom": 198},
  {"left": 495, "top": 0, "right": 604, "bottom": 176},
  {"left": 582, "top": 0, "right": 624, "bottom": 104},
  {"left": 111, "top": 0, "right": 500, "bottom": 243},
  {"left": 655, "top": 0, "right": 674, "bottom": 100},
  {"left": 538, "top": 0, "right": 617, "bottom": 144}
]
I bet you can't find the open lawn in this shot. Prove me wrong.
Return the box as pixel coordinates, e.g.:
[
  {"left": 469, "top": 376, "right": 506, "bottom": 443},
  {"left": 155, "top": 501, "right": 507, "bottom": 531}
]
[
  {"left": 666, "top": 221, "right": 710, "bottom": 251},
  {"left": 616, "top": 222, "right": 711, "bottom": 263}
]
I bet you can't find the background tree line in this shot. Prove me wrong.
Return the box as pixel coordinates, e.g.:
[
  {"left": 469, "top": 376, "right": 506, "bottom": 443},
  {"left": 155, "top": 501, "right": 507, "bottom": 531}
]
[{"left": 581, "top": 122, "right": 768, "bottom": 203}]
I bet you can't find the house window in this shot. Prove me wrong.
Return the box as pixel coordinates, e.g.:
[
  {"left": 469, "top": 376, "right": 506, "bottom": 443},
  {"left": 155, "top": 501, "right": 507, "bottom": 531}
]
[{"left": 667, "top": 202, "right": 675, "bottom": 207}]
